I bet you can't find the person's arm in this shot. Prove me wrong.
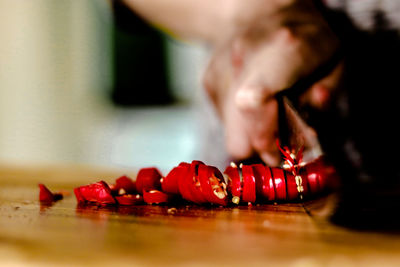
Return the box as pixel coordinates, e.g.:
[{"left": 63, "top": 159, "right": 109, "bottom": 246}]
[
  {"left": 120, "top": 0, "right": 298, "bottom": 43},
  {"left": 120, "top": 0, "right": 235, "bottom": 42}
]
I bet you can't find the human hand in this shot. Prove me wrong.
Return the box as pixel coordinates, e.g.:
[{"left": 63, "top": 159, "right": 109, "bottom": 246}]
[{"left": 203, "top": 0, "right": 343, "bottom": 166}]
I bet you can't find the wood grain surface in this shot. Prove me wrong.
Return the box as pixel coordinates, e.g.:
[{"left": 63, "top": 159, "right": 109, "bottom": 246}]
[{"left": 1, "top": 163, "right": 400, "bottom": 266}]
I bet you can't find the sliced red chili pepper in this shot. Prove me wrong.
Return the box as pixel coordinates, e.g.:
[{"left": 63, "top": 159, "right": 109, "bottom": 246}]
[
  {"left": 306, "top": 157, "right": 333, "bottom": 191},
  {"left": 271, "top": 168, "right": 287, "bottom": 201},
  {"left": 190, "top": 160, "right": 204, "bottom": 166},
  {"left": 285, "top": 172, "right": 300, "bottom": 200},
  {"left": 179, "top": 162, "right": 191, "bottom": 167},
  {"left": 300, "top": 167, "right": 320, "bottom": 194},
  {"left": 241, "top": 165, "right": 256, "bottom": 203},
  {"left": 143, "top": 190, "right": 173, "bottom": 204},
  {"left": 115, "top": 194, "right": 143, "bottom": 205},
  {"left": 136, "top": 167, "right": 162, "bottom": 193},
  {"left": 175, "top": 163, "right": 196, "bottom": 202},
  {"left": 39, "top": 184, "right": 63, "bottom": 202},
  {"left": 74, "top": 187, "right": 85, "bottom": 203},
  {"left": 263, "top": 167, "right": 275, "bottom": 201},
  {"left": 114, "top": 175, "right": 136, "bottom": 194},
  {"left": 224, "top": 165, "right": 242, "bottom": 204},
  {"left": 186, "top": 161, "right": 207, "bottom": 204},
  {"left": 74, "top": 181, "right": 116, "bottom": 204},
  {"left": 251, "top": 164, "right": 270, "bottom": 201},
  {"left": 162, "top": 165, "right": 184, "bottom": 194},
  {"left": 198, "top": 165, "right": 227, "bottom": 206}
]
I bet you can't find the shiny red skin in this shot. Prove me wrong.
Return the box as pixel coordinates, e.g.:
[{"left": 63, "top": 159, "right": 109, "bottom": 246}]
[
  {"left": 300, "top": 165, "right": 320, "bottom": 194},
  {"left": 198, "top": 165, "right": 227, "bottom": 206},
  {"left": 224, "top": 166, "right": 241, "bottom": 198},
  {"left": 143, "top": 190, "right": 172, "bottom": 204},
  {"left": 242, "top": 165, "right": 256, "bottom": 203},
  {"left": 115, "top": 194, "right": 143, "bottom": 205},
  {"left": 300, "top": 157, "right": 335, "bottom": 194},
  {"left": 39, "top": 184, "right": 62, "bottom": 202},
  {"left": 162, "top": 166, "right": 184, "bottom": 194},
  {"left": 179, "top": 162, "right": 191, "bottom": 168},
  {"left": 74, "top": 188, "right": 85, "bottom": 203},
  {"left": 186, "top": 161, "right": 207, "bottom": 204},
  {"left": 114, "top": 175, "right": 137, "bottom": 194},
  {"left": 285, "top": 173, "right": 300, "bottom": 200},
  {"left": 271, "top": 168, "right": 287, "bottom": 200},
  {"left": 251, "top": 164, "right": 270, "bottom": 200},
  {"left": 264, "top": 167, "right": 276, "bottom": 201},
  {"left": 74, "top": 181, "right": 116, "bottom": 204},
  {"left": 177, "top": 163, "right": 196, "bottom": 202},
  {"left": 136, "top": 167, "right": 162, "bottom": 193}
]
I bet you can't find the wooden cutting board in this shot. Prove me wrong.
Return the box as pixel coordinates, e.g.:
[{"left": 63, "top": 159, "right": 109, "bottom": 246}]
[{"left": 1, "top": 163, "right": 400, "bottom": 266}]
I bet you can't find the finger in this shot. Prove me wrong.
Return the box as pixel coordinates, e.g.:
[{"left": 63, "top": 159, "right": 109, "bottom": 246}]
[
  {"left": 231, "top": 29, "right": 307, "bottom": 165},
  {"left": 203, "top": 43, "right": 254, "bottom": 161},
  {"left": 236, "top": 95, "right": 282, "bottom": 166}
]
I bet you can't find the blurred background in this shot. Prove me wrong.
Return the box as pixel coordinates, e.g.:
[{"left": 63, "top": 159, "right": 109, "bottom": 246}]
[{"left": 0, "top": 0, "right": 227, "bottom": 174}]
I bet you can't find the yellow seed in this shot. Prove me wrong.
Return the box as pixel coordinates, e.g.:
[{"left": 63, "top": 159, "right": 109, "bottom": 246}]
[
  {"left": 283, "top": 164, "right": 290, "bottom": 169},
  {"left": 297, "top": 185, "right": 304, "bottom": 193},
  {"left": 213, "top": 190, "right": 226, "bottom": 199},
  {"left": 295, "top": 176, "right": 302, "bottom": 185},
  {"left": 232, "top": 196, "right": 240, "bottom": 205},
  {"left": 118, "top": 188, "right": 126, "bottom": 195}
]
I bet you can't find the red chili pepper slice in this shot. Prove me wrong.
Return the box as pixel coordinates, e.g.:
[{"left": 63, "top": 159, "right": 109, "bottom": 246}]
[
  {"left": 251, "top": 164, "right": 271, "bottom": 201},
  {"left": 224, "top": 165, "right": 242, "bottom": 204},
  {"left": 74, "top": 188, "right": 85, "bottom": 203},
  {"left": 271, "top": 168, "right": 287, "bottom": 200},
  {"left": 136, "top": 167, "right": 162, "bottom": 193},
  {"left": 301, "top": 168, "right": 319, "bottom": 194},
  {"left": 285, "top": 172, "right": 300, "bottom": 200},
  {"left": 114, "top": 175, "right": 137, "bottom": 194},
  {"left": 241, "top": 165, "right": 256, "bottom": 203},
  {"left": 186, "top": 161, "right": 207, "bottom": 204},
  {"left": 306, "top": 157, "right": 333, "bottom": 191},
  {"left": 198, "top": 165, "right": 227, "bottom": 206},
  {"left": 74, "top": 181, "right": 116, "bottom": 204},
  {"left": 179, "top": 162, "right": 191, "bottom": 168},
  {"left": 143, "top": 190, "right": 173, "bottom": 204},
  {"left": 176, "top": 163, "right": 197, "bottom": 203},
  {"left": 262, "top": 167, "right": 275, "bottom": 201},
  {"left": 115, "top": 194, "right": 143, "bottom": 205},
  {"left": 39, "top": 184, "right": 63, "bottom": 202},
  {"left": 162, "top": 165, "right": 184, "bottom": 194},
  {"left": 189, "top": 160, "right": 204, "bottom": 166}
]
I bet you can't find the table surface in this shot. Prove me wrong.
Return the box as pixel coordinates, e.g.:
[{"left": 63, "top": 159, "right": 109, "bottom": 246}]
[{"left": 1, "top": 163, "right": 400, "bottom": 267}]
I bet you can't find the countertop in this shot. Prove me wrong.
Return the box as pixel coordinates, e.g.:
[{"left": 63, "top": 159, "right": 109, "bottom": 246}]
[{"left": 1, "top": 163, "right": 400, "bottom": 266}]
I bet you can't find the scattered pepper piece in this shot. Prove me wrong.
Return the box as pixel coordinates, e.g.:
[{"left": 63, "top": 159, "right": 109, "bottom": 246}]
[{"left": 39, "top": 184, "right": 63, "bottom": 203}]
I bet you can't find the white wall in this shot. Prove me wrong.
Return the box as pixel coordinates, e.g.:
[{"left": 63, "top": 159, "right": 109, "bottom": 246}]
[
  {"left": 0, "top": 0, "right": 113, "bottom": 165},
  {"left": 0, "top": 0, "right": 225, "bottom": 172}
]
